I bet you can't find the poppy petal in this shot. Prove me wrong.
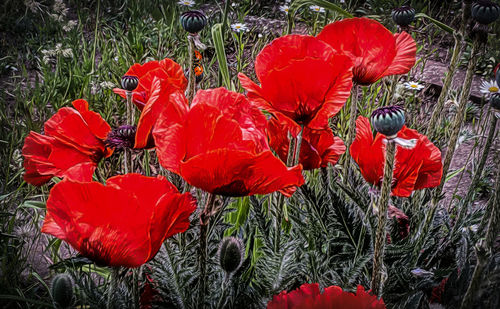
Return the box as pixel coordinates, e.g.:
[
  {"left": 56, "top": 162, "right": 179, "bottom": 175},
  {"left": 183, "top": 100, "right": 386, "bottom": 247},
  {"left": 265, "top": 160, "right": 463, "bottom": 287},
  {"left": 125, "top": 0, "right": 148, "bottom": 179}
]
[{"left": 383, "top": 31, "right": 417, "bottom": 77}]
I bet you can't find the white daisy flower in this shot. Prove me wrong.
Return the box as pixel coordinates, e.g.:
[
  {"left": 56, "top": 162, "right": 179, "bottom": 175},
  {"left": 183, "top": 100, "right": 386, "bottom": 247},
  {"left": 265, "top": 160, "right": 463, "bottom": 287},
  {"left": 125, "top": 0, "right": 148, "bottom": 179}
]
[
  {"left": 280, "top": 5, "right": 289, "bottom": 14},
  {"left": 479, "top": 80, "right": 499, "bottom": 97},
  {"left": 231, "top": 23, "right": 248, "bottom": 33},
  {"left": 258, "top": 33, "right": 263, "bottom": 38},
  {"left": 310, "top": 5, "right": 325, "bottom": 13},
  {"left": 403, "top": 81, "right": 424, "bottom": 91},
  {"left": 178, "top": 0, "right": 195, "bottom": 7}
]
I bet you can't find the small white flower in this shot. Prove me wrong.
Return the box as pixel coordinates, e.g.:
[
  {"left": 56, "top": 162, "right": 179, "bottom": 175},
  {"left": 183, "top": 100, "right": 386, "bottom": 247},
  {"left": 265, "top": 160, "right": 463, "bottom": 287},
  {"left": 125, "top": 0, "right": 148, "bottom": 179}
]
[
  {"left": 63, "top": 20, "right": 77, "bottom": 32},
  {"left": 309, "top": 5, "right": 325, "bottom": 13},
  {"left": 231, "top": 23, "right": 248, "bottom": 33},
  {"left": 100, "top": 81, "right": 116, "bottom": 89},
  {"left": 403, "top": 81, "right": 424, "bottom": 91},
  {"left": 114, "top": 56, "right": 119, "bottom": 62},
  {"left": 479, "top": 80, "right": 499, "bottom": 97},
  {"left": 50, "top": 13, "right": 64, "bottom": 22},
  {"left": 177, "top": 0, "right": 195, "bottom": 7},
  {"left": 258, "top": 33, "right": 263, "bottom": 38},
  {"left": 231, "top": 2, "right": 237, "bottom": 7},
  {"left": 280, "top": 5, "right": 289, "bottom": 14},
  {"left": 61, "top": 48, "right": 73, "bottom": 58}
]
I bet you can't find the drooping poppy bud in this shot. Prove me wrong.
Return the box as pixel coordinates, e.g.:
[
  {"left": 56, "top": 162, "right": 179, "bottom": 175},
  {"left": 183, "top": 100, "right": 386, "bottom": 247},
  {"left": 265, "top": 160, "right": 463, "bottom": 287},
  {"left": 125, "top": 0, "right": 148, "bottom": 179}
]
[
  {"left": 218, "top": 237, "right": 244, "bottom": 274},
  {"left": 490, "top": 93, "right": 500, "bottom": 110},
  {"left": 391, "top": 5, "right": 416, "bottom": 27},
  {"left": 121, "top": 75, "right": 139, "bottom": 91},
  {"left": 180, "top": 10, "right": 207, "bottom": 34},
  {"left": 51, "top": 273, "right": 74, "bottom": 309},
  {"left": 370, "top": 106, "right": 405, "bottom": 137},
  {"left": 471, "top": 0, "right": 500, "bottom": 24}
]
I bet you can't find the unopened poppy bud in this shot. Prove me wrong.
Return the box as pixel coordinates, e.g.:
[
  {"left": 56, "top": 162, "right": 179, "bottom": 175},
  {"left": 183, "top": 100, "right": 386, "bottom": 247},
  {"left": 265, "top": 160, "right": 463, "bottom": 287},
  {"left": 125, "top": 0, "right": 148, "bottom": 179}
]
[
  {"left": 218, "top": 237, "right": 244, "bottom": 274},
  {"left": 51, "top": 273, "right": 74, "bottom": 309},
  {"left": 121, "top": 75, "right": 139, "bottom": 91},
  {"left": 105, "top": 125, "right": 137, "bottom": 149},
  {"left": 471, "top": 0, "right": 500, "bottom": 25},
  {"left": 371, "top": 106, "right": 405, "bottom": 138},
  {"left": 490, "top": 93, "right": 500, "bottom": 110},
  {"left": 391, "top": 5, "right": 416, "bottom": 27},
  {"left": 180, "top": 10, "right": 207, "bottom": 34}
]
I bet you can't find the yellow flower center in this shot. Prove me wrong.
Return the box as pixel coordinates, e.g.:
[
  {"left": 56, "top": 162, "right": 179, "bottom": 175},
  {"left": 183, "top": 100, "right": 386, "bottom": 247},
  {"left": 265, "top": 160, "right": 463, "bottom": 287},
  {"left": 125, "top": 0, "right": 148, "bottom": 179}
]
[
  {"left": 489, "top": 86, "right": 499, "bottom": 92},
  {"left": 411, "top": 84, "right": 418, "bottom": 88}
]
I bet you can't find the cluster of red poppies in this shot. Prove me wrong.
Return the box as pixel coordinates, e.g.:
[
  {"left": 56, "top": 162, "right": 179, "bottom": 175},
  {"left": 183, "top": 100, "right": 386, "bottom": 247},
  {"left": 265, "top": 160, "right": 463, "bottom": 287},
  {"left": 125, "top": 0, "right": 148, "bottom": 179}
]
[{"left": 22, "top": 17, "right": 444, "bottom": 307}]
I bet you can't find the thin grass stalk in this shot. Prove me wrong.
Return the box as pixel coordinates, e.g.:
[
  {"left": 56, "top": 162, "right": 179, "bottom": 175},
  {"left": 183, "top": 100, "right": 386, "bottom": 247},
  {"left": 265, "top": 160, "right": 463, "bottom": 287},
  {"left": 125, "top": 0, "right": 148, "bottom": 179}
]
[
  {"left": 106, "top": 267, "right": 119, "bottom": 309},
  {"left": 197, "top": 193, "right": 217, "bottom": 308},
  {"left": 342, "top": 85, "right": 358, "bottom": 183},
  {"left": 218, "top": 0, "right": 231, "bottom": 87},
  {"left": 371, "top": 139, "right": 396, "bottom": 297},
  {"left": 461, "top": 161, "right": 500, "bottom": 309},
  {"left": 186, "top": 35, "right": 196, "bottom": 103},
  {"left": 426, "top": 32, "right": 464, "bottom": 139},
  {"left": 414, "top": 40, "right": 479, "bottom": 259},
  {"left": 457, "top": 113, "right": 497, "bottom": 223}
]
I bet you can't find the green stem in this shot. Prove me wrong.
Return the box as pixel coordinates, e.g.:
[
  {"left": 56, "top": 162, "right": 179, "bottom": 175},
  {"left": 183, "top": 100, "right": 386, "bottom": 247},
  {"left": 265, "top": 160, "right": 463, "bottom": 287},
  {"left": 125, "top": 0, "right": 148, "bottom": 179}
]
[
  {"left": 371, "top": 139, "right": 396, "bottom": 297},
  {"left": 342, "top": 85, "right": 358, "bottom": 184},
  {"left": 415, "top": 39, "right": 479, "bottom": 260},
  {"left": 197, "top": 193, "right": 217, "bottom": 308},
  {"left": 186, "top": 35, "right": 196, "bottom": 103},
  {"left": 458, "top": 114, "right": 497, "bottom": 220},
  {"left": 106, "top": 267, "right": 119, "bottom": 309},
  {"left": 426, "top": 32, "right": 464, "bottom": 139},
  {"left": 461, "top": 160, "right": 500, "bottom": 309}
]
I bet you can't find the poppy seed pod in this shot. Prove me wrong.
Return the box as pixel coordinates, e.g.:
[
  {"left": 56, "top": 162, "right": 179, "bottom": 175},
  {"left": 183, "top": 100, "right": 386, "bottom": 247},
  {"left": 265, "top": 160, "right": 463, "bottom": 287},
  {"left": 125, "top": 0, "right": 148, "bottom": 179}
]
[
  {"left": 391, "top": 6, "right": 416, "bottom": 27},
  {"left": 490, "top": 93, "right": 500, "bottom": 110},
  {"left": 180, "top": 10, "right": 207, "bottom": 34},
  {"left": 105, "top": 125, "right": 137, "bottom": 149},
  {"left": 51, "top": 273, "right": 74, "bottom": 309},
  {"left": 471, "top": 0, "right": 500, "bottom": 25},
  {"left": 371, "top": 106, "right": 406, "bottom": 137},
  {"left": 218, "top": 237, "right": 244, "bottom": 274},
  {"left": 121, "top": 75, "right": 139, "bottom": 91}
]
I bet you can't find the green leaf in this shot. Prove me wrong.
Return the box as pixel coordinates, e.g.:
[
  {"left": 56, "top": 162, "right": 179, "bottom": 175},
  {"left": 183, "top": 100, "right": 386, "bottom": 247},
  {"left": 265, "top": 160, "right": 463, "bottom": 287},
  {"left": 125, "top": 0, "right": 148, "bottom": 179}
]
[
  {"left": 415, "top": 13, "right": 455, "bottom": 34},
  {"left": 211, "top": 23, "right": 233, "bottom": 91},
  {"left": 445, "top": 167, "right": 465, "bottom": 183}
]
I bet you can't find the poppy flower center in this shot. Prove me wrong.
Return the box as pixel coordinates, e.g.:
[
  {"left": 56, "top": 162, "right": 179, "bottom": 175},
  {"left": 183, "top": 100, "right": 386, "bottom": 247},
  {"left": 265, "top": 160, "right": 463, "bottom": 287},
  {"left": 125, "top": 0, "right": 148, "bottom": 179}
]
[{"left": 80, "top": 238, "right": 112, "bottom": 267}]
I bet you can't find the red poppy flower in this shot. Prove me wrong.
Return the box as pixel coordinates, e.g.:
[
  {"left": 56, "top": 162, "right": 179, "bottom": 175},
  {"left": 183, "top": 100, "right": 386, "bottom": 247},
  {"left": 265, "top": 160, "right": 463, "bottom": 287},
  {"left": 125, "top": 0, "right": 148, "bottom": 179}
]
[
  {"left": 350, "top": 116, "right": 442, "bottom": 197},
  {"left": 238, "top": 34, "right": 353, "bottom": 135},
  {"left": 41, "top": 173, "right": 196, "bottom": 268},
  {"left": 268, "top": 118, "right": 346, "bottom": 170},
  {"left": 113, "top": 58, "right": 187, "bottom": 110},
  {"left": 153, "top": 87, "right": 304, "bottom": 197},
  {"left": 317, "top": 17, "right": 416, "bottom": 85},
  {"left": 267, "top": 283, "right": 386, "bottom": 309},
  {"left": 22, "top": 99, "right": 112, "bottom": 186}
]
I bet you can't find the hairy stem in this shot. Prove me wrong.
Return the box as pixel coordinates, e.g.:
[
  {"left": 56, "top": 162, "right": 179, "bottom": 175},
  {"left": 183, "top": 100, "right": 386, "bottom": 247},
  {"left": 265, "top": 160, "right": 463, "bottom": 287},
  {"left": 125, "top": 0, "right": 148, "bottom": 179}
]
[
  {"left": 342, "top": 85, "right": 358, "bottom": 183},
  {"left": 426, "top": 32, "right": 464, "bottom": 139},
  {"left": 415, "top": 39, "right": 479, "bottom": 259},
  {"left": 186, "top": 35, "right": 196, "bottom": 103},
  {"left": 106, "top": 267, "right": 119, "bottom": 309},
  {"left": 371, "top": 139, "right": 396, "bottom": 297},
  {"left": 197, "top": 193, "right": 217, "bottom": 308}
]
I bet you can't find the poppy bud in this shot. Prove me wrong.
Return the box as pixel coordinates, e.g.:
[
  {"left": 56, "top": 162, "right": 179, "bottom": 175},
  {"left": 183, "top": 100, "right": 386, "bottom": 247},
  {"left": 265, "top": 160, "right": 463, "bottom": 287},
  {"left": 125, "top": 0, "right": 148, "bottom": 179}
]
[
  {"left": 121, "top": 75, "right": 139, "bottom": 91},
  {"left": 490, "top": 93, "right": 500, "bottom": 110},
  {"left": 218, "top": 237, "right": 244, "bottom": 274},
  {"left": 391, "top": 5, "right": 416, "bottom": 27},
  {"left": 371, "top": 106, "right": 405, "bottom": 137},
  {"left": 51, "top": 273, "right": 74, "bottom": 309},
  {"left": 471, "top": 0, "right": 500, "bottom": 24},
  {"left": 105, "top": 125, "right": 137, "bottom": 149},
  {"left": 180, "top": 10, "right": 207, "bottom": 34}
]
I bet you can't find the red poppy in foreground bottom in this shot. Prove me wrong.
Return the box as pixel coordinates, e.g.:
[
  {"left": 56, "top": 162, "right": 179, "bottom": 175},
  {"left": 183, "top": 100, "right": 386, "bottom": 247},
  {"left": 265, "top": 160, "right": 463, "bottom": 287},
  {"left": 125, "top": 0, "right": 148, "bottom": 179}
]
[
  {"left": 267, "top": 283, "right": 385, "bottom": 309},
  {"left": 42, "top": 174, "right": 196, "bottom": 268}
]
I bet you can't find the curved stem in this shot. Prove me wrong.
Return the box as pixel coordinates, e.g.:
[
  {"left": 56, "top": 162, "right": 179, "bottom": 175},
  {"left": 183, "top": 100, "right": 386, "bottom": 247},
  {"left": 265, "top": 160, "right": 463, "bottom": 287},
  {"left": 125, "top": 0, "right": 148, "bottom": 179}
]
[
  {"left": 342, "top": 85, "right": 359, "bottom": 183},
  {"left": 371, "top": 139, "right": 396, "bottom": 297}
]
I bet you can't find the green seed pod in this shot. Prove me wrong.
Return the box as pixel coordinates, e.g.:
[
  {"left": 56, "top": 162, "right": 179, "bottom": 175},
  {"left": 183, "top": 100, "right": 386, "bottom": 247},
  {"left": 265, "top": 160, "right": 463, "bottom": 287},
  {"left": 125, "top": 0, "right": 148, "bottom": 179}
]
[
  {"left": 391, "top": 5, "right": 416, "bottom": 27},
  {"left": 471, "top": 0, "right": 500, "bottom": 25},
  {"left": 51, "top": 273, "right": 74, "bottom": 309},
  {"left": 218, "top": 237, "right": 244, "bottom": 274},
  {"left": 371, "top": 106, "right": 406, "bottom": 137},
  {"left": 490, "top": 93, "right": 500, "bottom": 110},
  {"left": 180, "top": 10, "right": 207, "bottom": 34},
  {"left": 121, "top": 75, "right": 139, "bottom": 91}
]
